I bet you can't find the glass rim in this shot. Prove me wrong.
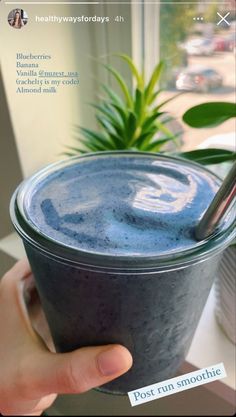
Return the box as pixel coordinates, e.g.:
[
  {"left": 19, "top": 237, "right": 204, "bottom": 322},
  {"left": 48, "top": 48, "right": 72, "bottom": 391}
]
[{"left": 10, "top": 151, "right": 236, "bottom": 272}]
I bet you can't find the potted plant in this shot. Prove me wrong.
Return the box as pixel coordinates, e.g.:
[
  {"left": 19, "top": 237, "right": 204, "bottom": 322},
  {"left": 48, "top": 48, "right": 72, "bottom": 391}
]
[{"left": 65, "top": 55, "right": 184, "bottom": 156}]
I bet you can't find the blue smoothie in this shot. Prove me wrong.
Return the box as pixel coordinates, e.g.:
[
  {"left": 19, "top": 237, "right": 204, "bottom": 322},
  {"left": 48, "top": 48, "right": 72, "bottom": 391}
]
[
  {"left": 27, "top": 155, "right": 219, "bottom": 256},
  {"left": 12, "top": 153, "right": 232, "bottom": 394}
]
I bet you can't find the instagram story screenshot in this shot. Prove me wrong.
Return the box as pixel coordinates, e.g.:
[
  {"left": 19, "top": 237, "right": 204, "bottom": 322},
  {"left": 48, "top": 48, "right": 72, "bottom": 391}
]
[{"left": 0, "top": 1, "right": 235, "bottom": 416}]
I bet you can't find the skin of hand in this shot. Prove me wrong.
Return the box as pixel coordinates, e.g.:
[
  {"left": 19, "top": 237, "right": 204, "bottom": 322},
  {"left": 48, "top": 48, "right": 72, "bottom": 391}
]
[{"left": 0, "top": 259, "right": 133, "bottom": 416}]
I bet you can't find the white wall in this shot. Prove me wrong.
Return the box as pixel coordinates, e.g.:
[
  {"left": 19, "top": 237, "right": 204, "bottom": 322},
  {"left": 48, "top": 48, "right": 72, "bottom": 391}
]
[{"left": 0, "top": 3, "right": 80, "bottom": 178}]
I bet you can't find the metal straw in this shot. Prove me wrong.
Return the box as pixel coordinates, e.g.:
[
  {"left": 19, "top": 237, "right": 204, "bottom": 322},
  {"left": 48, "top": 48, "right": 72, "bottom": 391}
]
[{"left": 195, "top": 161, "right": 236, "bottom": 241}]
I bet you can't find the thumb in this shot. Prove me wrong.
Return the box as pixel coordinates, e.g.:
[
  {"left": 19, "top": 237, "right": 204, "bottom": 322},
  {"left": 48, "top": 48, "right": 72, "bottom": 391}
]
[{"left": 26, "top": 344, "right": 133, "bottom": 397}]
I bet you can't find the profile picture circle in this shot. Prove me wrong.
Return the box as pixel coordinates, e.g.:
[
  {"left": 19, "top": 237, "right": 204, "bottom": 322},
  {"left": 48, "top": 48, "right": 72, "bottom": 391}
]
[{"left": 8, "top": 9, "right": 28, "bottom": 29}]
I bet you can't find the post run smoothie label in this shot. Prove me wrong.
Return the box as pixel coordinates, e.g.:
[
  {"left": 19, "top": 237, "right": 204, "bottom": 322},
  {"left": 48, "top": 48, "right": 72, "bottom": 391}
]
[
  {"left": 128, "top": 363, "right": 227, "bottom": 406},
  {"left": 26, "top": 154, "right": 219, "bottom": 256}
]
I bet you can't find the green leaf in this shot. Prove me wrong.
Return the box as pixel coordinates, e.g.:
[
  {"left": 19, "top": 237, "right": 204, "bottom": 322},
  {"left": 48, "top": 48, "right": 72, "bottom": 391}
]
[
  {"left": 95, "top": 117, "right": 125, "bottom": 148},
  {"left": 183, "top": 102, "right": 236, "bottom": 128},
  {"left": 79, "top": 127, "right": 108, "bottom": 142},
  {"left": 102, "top": 85, "right": 124, "bottom": 107},
  {"left": 135, "top": 128, "right": 157, "bottom": 149},
  {"left": 91, "top": 103, "right": 123, "bottom": 129},
  {"left": 134, "top": 88, "right": 144, "bottom": 121},
  {"left": 141, "top": 111, "right": 164, "bottom": 133},
  {"left": 145, "top": 61, "right": 164, "bottom": 104},
  {"left": 155, "top": 120, "right": 175, "bottom": 138},
  {"left": 178, "top": 148, "right": 236, "bottom": 165},
  {"left": 117, "top": 54, "right": 144, "bottom": 89},
  {"left": 68, "top": 140, "right": 104, "bottom": 153},
  {"left": 96, "top": 115, "right": 117, "bottom": 135},
  {"left": 109, "top": 132, "right": 126, "bottom": 149},
  {"left": 64, "top": 145, "right": 87, "bottom": 155},
  {"left": 103, "top": 64, "right": 133, "bottom": 108},
  {"left": 126, "top": 112, "right": 137, "bottom": 143},
  {"left": 82, "top": 139, "right": 107, "bottom": 152},
  {"left": 145, "top": 137, "right": 174, "bottom": 152},
  {"left": 110, "top": 102, "right": 128, "bottom": 126},
  {"left": 148, "top": 89, "right": 163, "bottom": 105},
  {"left": 79, "top": 128, "right": 115, "bottom": 150}
]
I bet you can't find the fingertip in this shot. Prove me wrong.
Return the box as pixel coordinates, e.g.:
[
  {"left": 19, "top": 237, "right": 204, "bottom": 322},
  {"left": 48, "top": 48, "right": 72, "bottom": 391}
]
[
  {"left": 114, "top": 344, "right": 133, "bottom": 370},
  {"left": 97, "top": 344, "right": 133, "bottom": 377}
]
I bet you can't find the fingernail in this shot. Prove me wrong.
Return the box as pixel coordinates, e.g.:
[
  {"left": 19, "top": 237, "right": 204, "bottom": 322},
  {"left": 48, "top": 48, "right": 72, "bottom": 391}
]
[{"left": 97, "top": 346, "right": 131, "bottom": 377}]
